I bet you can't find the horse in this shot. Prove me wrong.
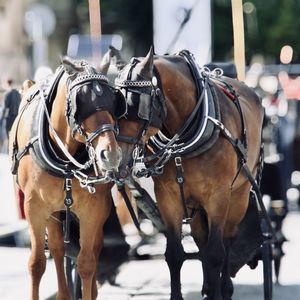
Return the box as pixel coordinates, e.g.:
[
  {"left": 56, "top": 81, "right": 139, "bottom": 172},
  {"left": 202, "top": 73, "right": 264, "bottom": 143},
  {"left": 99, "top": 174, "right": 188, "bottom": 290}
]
[
  {"left": 112, "top": 47, "right": 264, "bottom": 300},
  {"left": 9, "top": 55, "right": 126, "bottom": 300}
]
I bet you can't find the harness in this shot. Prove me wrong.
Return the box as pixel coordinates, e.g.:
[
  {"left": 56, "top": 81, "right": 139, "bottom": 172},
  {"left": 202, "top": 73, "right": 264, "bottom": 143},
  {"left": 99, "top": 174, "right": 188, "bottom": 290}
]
[
  {"left": 11, "top": 61, "right": 126, "bottom": 242},
  {"left": 115, "top": 50, "right": 273, "bottom": 237},
  {"left": 115, "top": 58, "right": 167, "bottom": 147}
]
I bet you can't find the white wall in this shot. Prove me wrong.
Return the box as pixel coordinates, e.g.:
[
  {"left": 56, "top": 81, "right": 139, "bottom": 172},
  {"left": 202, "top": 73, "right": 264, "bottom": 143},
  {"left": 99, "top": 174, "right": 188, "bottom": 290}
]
[{"left": 153, "top": 0, "right": 212, "bottom": 65}]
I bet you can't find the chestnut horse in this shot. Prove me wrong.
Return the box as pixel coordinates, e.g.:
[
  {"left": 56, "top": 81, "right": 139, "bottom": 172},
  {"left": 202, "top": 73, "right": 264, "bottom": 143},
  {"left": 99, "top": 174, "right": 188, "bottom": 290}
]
[
  {"left": 113, "top": 48, "right": 264, "bottom": 300},
  {"left": 9, "top": 57, "right": 125, "bottom": 300}
]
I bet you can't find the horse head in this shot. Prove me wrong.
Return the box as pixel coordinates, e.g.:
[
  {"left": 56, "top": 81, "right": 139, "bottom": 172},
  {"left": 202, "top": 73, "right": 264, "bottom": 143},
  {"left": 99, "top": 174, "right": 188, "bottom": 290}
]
[
  {"left": 57, "top": 57, "right": 126, "bottom": 176},
  {"left": 112, "top": 47, "right": 167, "bottom": 179}
]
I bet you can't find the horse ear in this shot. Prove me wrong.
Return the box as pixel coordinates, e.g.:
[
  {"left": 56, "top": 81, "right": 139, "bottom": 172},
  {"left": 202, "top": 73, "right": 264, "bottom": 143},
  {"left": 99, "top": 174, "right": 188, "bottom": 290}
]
[
  {"left": 109, "top": 46, "right": 126, "bottom": 71},
  {"left": 99, "top": 46, "right": 126, "bottom": 74},
  {"left": 140, "top": 46, "right": 154, "bottom": 77},
  {"left": 99, "top": 49, "right": 111, "bottom": 74},
  {"left": 61, "top": 56, "right": 84, "bottom": 75}
]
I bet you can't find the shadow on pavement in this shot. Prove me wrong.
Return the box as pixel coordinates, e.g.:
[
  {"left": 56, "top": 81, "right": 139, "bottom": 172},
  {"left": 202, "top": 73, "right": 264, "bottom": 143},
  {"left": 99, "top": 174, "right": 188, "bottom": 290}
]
[{"left": 233, "top": 283, "right": 300, "bottom": 300}]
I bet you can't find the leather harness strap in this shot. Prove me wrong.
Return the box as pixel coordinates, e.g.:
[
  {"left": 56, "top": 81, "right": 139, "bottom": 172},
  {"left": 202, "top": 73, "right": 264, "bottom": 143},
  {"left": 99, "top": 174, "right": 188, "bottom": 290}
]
[
  {"left": 63, "top": 174, "right": 73, "bottom": 244},
  {"left": 117, "top": 185, "right": 141, "bottom": 232},
  {"left": 174, "top": 156, "right": 191, "bottom": 224}
]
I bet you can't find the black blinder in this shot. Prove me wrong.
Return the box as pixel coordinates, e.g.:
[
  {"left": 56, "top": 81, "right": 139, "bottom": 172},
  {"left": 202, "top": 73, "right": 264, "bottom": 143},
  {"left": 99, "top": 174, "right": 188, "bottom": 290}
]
[
  {"left": 138, "top": 93, "right": 152, "bottom": 120},
  {"left": 114, "top": 89, "right": 127, "bottom": 119},
  {"left": 93, "top": 81, "right": 103, "bottom": 97},
  {"left": 68, "top": 82, "right": 118, "bottom": 128}
]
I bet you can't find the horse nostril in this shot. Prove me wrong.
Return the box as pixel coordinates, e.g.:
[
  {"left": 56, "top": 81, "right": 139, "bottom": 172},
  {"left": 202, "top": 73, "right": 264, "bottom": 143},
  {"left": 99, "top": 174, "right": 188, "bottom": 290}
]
[
  {"left": 119, "top": 169, "right": 128, "bottom": 179},
  {"left": 100, "top": 150, "right": 108, "bottom": 161}
]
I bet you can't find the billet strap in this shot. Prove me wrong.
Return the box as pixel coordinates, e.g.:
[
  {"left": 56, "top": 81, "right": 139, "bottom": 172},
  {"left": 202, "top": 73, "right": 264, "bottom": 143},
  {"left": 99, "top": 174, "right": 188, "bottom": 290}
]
[
  {"left": 64, "top": 175, "right": 73, "bottom": 244},
  {"left": 174, "top": 156, "right": 192, "bottom": 224}
]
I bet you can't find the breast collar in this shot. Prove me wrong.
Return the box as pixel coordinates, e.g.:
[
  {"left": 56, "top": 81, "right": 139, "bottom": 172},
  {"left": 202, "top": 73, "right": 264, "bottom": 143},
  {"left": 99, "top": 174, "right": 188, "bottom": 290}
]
[
  {"left": 29, "top": 66, "right": 92, "bottom": 178},
  {"left": 147, "top": 50, "right": 221, "bottom": 160}
]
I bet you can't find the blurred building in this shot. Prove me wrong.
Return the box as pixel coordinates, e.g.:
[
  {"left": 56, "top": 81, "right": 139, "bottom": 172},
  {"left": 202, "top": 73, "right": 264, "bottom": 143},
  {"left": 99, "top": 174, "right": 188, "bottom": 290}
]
[
  {"left": 0, "top": 0, "right": 76, "bottom": 84},
  {"left": 0, "top": 0, "right": 32, "bottom": 83}
]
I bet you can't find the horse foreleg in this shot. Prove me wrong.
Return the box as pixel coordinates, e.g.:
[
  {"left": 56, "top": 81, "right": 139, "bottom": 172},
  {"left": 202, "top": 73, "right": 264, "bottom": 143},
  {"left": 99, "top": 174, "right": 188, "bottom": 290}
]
[
  {"left": 77, "top": 247, "right": 97, "bottom": 300},
  {"left": 76, "top": 199, "right": 110, "bottom": 300},
  {"left": 221, "top": 182, "right": 253, "bottom": 300},
  {"left": 47, "top": 215, "right": 71, "bottom": 300},
  {"left": 201, "top": 222, "right": 225, "bottom": 300},
  {"left": 25, "top": 201, "right": 48, "bottom": 300},
  {"left": 165, "top": 229, "right": 185, "bottom": 300},
  {"left": 221, "top": 239, "right": 234, "bottom": 300},
  {"left": 91, "top": 244, "right": 102, "bottom": 299},
  {"left": 190, "top": 212, "right": 209, "bottom": 297}
]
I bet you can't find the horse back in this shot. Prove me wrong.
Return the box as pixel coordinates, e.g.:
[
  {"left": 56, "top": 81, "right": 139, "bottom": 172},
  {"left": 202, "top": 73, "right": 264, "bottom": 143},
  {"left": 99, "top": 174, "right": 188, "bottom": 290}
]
[
  {"left": 9, "top": 84, "right": 40, "bottom": 163},
  {"left": 216, "top": 76, "right": 264, "bottom": 174}
]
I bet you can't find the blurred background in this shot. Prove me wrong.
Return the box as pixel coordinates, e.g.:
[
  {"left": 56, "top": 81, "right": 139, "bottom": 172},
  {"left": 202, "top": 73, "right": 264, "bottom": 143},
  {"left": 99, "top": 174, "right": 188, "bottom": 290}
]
[
  {"left": 1, "top": 0, "right": 300, "bottom": 299},
  {"left": 2, "top": 0, "right": 300, "bottom": 79}
]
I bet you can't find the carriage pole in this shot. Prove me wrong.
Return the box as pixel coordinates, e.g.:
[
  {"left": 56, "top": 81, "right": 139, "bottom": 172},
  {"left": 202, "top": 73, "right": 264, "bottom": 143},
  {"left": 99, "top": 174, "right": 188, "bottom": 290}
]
[
  {"left": 231, "top": 0, "right": 245, "bottom": 81},
  {"left": 88, "top": 0, "right": 102, "bottom": 66}
]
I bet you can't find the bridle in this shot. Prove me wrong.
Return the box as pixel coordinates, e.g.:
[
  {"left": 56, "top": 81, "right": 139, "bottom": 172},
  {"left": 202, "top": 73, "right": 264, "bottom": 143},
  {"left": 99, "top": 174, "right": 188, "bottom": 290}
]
[
  {"left": 40, "top": 66, "right": 123, "bottom": 191},
  {"left": 115, "top": 58, "right": 164, "bottom": 168},
  {"left": 114, "top": 52, "right": 216, "bottom": 179},
  {"left": 66, "top": 71, "right": 119, "bottom": 142}
]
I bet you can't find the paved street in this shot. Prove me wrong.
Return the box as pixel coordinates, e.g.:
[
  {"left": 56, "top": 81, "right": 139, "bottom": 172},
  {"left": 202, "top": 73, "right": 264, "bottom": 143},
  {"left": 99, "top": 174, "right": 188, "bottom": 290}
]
[
  {"left": 1, "top": 212, "right": 298, "bottom": 299},
  {"left": 0, "top": 151, "right": 300, "bottom": 300},
  {"left": 99, "top": 211, "right": 300, "bottom": 300}
]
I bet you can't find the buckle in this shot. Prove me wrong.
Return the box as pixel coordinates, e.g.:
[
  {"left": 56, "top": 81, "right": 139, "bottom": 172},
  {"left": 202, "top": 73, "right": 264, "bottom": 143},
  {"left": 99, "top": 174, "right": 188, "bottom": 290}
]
[{"left": 175, "top": 156, "right": 182, "bottom": 166}]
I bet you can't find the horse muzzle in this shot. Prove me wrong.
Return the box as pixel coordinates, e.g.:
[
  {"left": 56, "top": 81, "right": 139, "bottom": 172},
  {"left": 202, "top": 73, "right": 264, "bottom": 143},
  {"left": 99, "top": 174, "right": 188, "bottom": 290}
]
[{"left": 96, "top": 145, "right": 122, "bottom": 173}]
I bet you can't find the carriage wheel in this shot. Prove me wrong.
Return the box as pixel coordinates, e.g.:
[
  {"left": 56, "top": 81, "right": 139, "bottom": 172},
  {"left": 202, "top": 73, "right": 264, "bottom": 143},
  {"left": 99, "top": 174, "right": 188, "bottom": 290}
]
[
  {"left": 65, "top": 256, "right": 82, "bottom": 300},
  {"left": 261, "top": 219, "right": 273, "bottom": 300}
]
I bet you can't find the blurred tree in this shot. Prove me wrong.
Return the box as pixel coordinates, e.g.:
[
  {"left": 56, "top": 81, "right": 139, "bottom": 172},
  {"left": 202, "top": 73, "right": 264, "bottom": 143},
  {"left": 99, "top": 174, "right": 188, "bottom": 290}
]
[
  {"left": 72, "top": 0, "right": 153, "bottom": 59},
  {"left": 213, "top": 0, "right": 300, "bottom": 64},
  {"left": 44, "top": 0, "right": 300, "bottom": 65}
]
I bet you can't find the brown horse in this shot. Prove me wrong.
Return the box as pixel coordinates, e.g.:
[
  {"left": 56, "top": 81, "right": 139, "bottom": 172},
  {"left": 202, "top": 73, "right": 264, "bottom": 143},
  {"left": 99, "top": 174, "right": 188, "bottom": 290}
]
[
  {"left": 112, "top": 48, "right": 264, "bottom": 300},
  {"left": 9, "top": 56, "right": 125, "bottom": 300}
]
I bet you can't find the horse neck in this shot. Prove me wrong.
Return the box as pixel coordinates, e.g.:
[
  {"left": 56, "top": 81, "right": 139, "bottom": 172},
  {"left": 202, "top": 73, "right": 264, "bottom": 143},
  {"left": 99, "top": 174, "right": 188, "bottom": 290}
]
[
  {"left": 50, "top": 78, "right": 80, "bottom": 155},
  {"left": 155, "top": 58, "right": 197, "bottom": 136}
]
